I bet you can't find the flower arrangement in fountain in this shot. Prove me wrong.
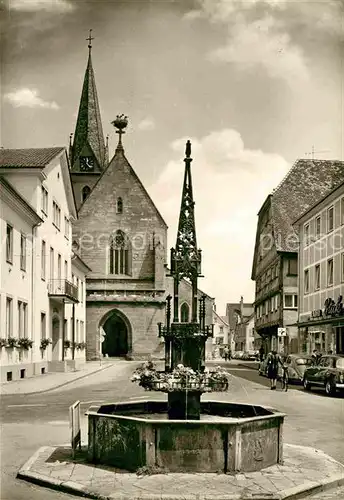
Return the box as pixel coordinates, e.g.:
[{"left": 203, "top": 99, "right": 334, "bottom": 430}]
[{"left": 131, "top": 362, "right": 229, "bottom": 393}]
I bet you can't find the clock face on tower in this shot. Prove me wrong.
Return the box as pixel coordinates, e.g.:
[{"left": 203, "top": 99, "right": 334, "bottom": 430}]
[{"left": 80, "top": 156, "right": 95, "bottom": 171}]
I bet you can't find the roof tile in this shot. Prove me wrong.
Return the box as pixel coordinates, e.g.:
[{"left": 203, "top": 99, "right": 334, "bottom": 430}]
[
  {"left": 0, "top": 147, "right": 64, "bottom": 168},
  {"left": 271, "top": 159, "right": 344, "bottom": 252}
]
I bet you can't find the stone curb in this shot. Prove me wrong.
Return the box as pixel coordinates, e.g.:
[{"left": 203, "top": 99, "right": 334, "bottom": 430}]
[
  {"left": 4, "top": 362, "right": 115, "bottom": 396},
  {"left": 16, "top": 446, "right": 344, "bottom": 500}
]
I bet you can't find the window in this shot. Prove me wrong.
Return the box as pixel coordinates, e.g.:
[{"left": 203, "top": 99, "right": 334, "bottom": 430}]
[
  {"left": 219, "top": 326, "right": 224, "bottom": 334},
  {"left": 341, "top": 197, "right": 344, "bottom": 225},
  {"left": 64, "top": 260, "right": 68, "bottom": 280},
  {"left": 64, "top": 217, "right": 70, "bottom": 239},
  {"left": 109, "top": 230, "right": 131, "bottom": 275},
  {"left": 315, "top": 216, "right": 321, "bottom": 239},
  {"left": 82, "top": 186, "right": 91, "bottom": 202},
  {"left": 304, "top": 224, "right": 310, "bottom": 246},
  {"left": 294, "top": 294, "right": 298, "bottom": 308},
  {"left": 53, "top": 201, "right": 61, "bottom": 229},
  {"left": 17, "top": 301, "right": 22, "bottom": 337},
  {"left": 341, "top": 253, "right": 344, "bottom": 283},
  {"left": 20, "top": 234, "right": 26, "bottom": 271},
  {"left": 6, "top": 224, "right": 13, "bottom": 263},
  {"left": 271, "top": 297, "right": 274, "bottom": 312},
  {"left": 50, "top": 247, "right": 54, "bottom": 280},
  {"left": 327, "top": 258, "right": 334, "bottom": 286},
  {"left": 266, "top": 268, "right": 271, "bottom": 282},
  {"left": 6, "top": 297, "right": 12, "bottom": 337},
  {"left": 41, "top": 185, "right": 48, "bottom": 215},
  {"left": 315, "top": 264, "right": 320, "bottom": 290},
  {"left": 41, "top": 313, "right": 46, "bottom": 339},
  {"left": 304, "top": 269, "right": 309, "bottom": 294},
  {"left": 17, "top": 301, "right": 28, "bottom": 337},
  {"left": 284, "top": 294, "right": 293, "bottom": 308},
  {"left": 57, "top": 254, "right": 61, "bottom": 281},
  {"left": 41, "top": 240, "right": 46, "bottom": 280},
  {"left": 117, "top": 197, "right": 123, "bottom": 214},
  {"left": 180, "top": 303, "right": 190, "bottom": 322},
  {"left": 287, "top": 258, "right": 298, "bottom": 276},
  {"left": 327, "top": 206, "right": 334, "bottom": 232}
]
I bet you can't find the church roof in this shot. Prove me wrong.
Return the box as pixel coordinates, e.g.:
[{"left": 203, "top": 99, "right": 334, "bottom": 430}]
[
  {"left": 78, "top": 140, "right": 168, "bottom": 228},
  {"left": 0, "top": 147, "right": 64, "bottom": 168},
  {"left": 71, "top": 51, "right": 106, "bottom": 171}
]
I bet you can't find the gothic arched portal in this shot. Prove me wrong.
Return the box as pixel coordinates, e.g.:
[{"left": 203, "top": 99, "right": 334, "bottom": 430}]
[{"left": 100, "top": 309, "right": 132, "bottom": 357}]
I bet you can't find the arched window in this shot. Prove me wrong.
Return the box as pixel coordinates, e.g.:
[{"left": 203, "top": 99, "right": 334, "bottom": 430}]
[
  {"left": 82, "top": 186, "right": 91, "bottom": 202},
  {"left": 180, "top": 303, "right": 190, "bottom": 323},
  {"left": 109, "top": 230, "right": 131, "bottom": 275},
  {"left": 117, "top": 197, "right": 123, "bottom": 214}
]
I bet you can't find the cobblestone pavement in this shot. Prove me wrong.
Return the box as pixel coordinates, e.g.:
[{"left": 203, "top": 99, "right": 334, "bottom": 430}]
[{"left": 17, "top": 443, "right": 344, "bottom": 500}]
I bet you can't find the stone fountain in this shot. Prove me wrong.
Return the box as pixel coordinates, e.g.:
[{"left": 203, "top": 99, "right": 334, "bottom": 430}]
[{"left": 87, "top": 140, "right": 285, "bottom": 473}]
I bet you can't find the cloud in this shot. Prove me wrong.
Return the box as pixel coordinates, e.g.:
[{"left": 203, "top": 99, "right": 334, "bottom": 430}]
[
  {"left": 4, "top": 88, "right": 59, "bottom": 110},
  {"left": 209, "top": 16, "right": 308, "bottom": 84},
  {"left": 149, "top": 129, "right": 290, "bottom": 309},
  {"left": 138, "top": 117, "right": 155, "bottom": 131},
  {"left": 9, "top": 0, "right": 74, "bottom": 12},
  {"left": 187, "top": 0, "right": 338, "bottom": 86}
]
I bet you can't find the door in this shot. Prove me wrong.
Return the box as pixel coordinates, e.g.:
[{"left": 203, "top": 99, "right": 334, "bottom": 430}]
[{"left": 52, "top": 317, "right": 60, "bottom": 361}]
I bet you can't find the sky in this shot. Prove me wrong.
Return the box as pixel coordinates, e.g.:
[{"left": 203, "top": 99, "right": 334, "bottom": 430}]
[{"left": 1, "top": 0, "right": 343, "bottom": 315}]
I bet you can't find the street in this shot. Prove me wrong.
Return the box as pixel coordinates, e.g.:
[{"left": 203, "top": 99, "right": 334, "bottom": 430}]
[{"left": 1, "top": 360, "right": 343, "bottom": 500}]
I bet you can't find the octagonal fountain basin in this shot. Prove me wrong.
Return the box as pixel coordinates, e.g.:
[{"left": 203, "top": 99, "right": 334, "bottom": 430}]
[{"left": 87, "top": 400, "right": 285, "bottom": 473}]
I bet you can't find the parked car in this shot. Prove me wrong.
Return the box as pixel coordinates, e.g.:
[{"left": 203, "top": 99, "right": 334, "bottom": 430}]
[
  {"left": 303, "top": 354, "right": 344, "bottom": 396},
  {"left": 283, "top": 354, "right": 313, "bottom": 384}
]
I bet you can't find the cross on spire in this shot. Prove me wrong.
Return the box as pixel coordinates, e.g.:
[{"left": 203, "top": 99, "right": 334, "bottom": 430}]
[{"left": 86, "top": 29, "right": 94, "bottom": 53}]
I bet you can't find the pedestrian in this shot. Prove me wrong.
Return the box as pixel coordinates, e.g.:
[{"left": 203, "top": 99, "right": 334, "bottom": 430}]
[
  {"left": 267, "top": 350, "right": 280, "bottom": 390},
  {"left": 223, "top": 346, "right": 229, "bottom": 362},
  {"left": 311, "top": 349, "right": 319, "bottom": 364}
]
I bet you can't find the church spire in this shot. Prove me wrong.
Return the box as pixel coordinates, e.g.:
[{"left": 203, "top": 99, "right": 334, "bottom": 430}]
[
  {"left": 171, "top": 140, "right": 202, "bottom": 322},
  {"left": 70, "top": 30, "right": 106, "bottom": 172}
]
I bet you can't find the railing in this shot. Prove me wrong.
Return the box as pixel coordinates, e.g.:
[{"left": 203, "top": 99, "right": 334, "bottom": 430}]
[{"left": 48, "top": 279, "right": 78, "bottom": 302}]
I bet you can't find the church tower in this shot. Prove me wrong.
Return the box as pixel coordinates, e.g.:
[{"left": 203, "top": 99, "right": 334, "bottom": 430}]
[{"left": 70, "top": 30, "right": 108, "bottom": 210}]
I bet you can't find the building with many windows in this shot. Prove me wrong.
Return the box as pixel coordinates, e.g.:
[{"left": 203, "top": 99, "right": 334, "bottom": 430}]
[
  {"left": 293, "top": 180, "right": 344, "bottom": 354},
  {"left": 0, "top": 148, "right": 88, "bottom": 382},
  {"left": 251, "top": 158, "right": 344, "bottom": 355}
]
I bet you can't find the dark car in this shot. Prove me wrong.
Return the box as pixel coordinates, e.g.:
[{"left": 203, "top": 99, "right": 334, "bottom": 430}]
[
  {"left": 284, "top": 354, "right": 313, "bottom": 384},
  {"left": 303, "top": 355, "right": 344, "bottom": 396}
]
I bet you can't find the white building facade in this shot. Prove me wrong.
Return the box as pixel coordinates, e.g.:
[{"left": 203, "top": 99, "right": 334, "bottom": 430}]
[
  {"left": 0, "top": 148, "right": 88, "bottom": 382},
  {"left": 211, "top": 309, "right": 230, "bottom": 358},
  {"left": 294, "top": 181, "right": 344, "bottom": 355}
]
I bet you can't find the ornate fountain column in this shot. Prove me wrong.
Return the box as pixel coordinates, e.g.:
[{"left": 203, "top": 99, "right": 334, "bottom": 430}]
[{"left": 159, "top": 140, "right": 212, "bottom": 419}]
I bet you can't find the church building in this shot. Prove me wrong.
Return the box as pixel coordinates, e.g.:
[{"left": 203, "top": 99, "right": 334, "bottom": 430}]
[{"left": 70, "top": 36, "right": 214, "bottom": 360}]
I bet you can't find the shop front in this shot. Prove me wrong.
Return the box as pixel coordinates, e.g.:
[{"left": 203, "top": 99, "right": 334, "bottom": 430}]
[{"left": 297, "top": 295, "right": 344, "bottom": 355}]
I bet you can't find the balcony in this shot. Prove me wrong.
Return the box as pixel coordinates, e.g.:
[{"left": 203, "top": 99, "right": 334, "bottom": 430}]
[{"left": 48, "top": 279, "right": 79, "bottom": 303}]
